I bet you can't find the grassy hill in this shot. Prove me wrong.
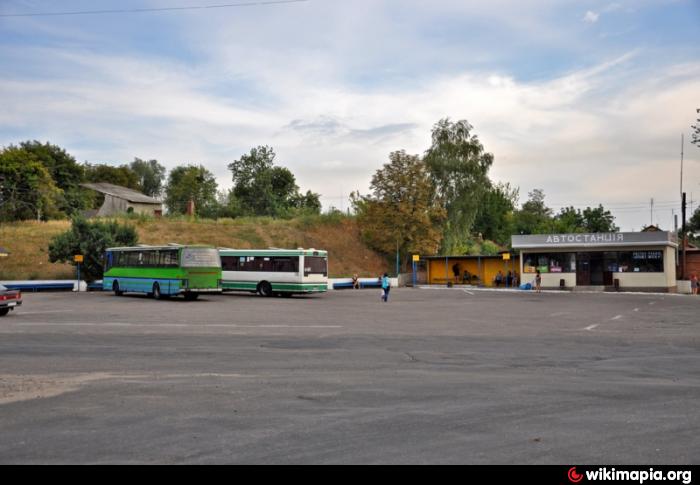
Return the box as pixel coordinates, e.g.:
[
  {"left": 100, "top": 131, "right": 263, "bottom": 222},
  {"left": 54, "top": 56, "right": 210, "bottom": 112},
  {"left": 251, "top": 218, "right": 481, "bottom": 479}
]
[{"left": 0, "top": 215, "right": 389, "bottom": 281}]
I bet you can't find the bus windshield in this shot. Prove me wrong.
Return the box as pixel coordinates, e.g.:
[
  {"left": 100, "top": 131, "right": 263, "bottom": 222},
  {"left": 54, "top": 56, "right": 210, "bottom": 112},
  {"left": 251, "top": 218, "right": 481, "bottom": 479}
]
[
  {"left": 181, "top": 248, "right": 221, "bottom": 268},
  {"left": 304, "top": 256, "right": 328, "bottom": 276}
]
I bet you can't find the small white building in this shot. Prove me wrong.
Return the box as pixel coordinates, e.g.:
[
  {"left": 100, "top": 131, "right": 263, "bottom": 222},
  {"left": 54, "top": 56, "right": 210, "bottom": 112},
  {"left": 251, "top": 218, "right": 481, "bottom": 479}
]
[
  {"left": 512, "top": 231, "right": 678, "bottom": 292},
  {"left": 81, "top": 183, "right": 163, "bottom": 217}
]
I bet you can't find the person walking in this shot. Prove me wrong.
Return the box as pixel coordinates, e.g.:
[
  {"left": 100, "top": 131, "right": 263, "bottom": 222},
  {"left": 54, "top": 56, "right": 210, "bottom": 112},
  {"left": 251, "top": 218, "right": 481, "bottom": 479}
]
[
  {"left": 535, "top": 269, "right": 542, "bottom": 293},
  {"left": 381, "top": 273, "right": 391, "bottom": 302},
  {"left": 692, "top": 273, "right": 698, "bottom": 296}
]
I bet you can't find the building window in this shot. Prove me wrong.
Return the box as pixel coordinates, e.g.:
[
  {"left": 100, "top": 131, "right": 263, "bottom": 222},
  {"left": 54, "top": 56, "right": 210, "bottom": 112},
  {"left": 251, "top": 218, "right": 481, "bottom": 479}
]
[
  {"left": 523, "top": 253, "right": 575, "bottom": 273},
  {"left": 618, "top": 251, "right": 664, "bottom": 273}
]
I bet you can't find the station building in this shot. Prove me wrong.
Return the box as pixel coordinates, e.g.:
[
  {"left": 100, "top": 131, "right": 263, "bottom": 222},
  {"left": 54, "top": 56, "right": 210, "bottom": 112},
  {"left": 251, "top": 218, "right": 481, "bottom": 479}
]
[{"left": 511, "top": 231, "right": 679, "bottom": 292}]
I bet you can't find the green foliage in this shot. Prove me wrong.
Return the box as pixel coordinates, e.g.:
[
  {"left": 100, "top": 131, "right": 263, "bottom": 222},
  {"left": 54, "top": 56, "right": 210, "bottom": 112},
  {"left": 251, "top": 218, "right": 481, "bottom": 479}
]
[
  {"left": 48, "top": 217, "right": 138, "bottom": 281},
  {"left": 692, "top": 108, "right": 699, "bottom": 148},
  {"left": 228, "top": 146, "right": 321, "bottom": 217},
  {"left": 0, "top": 146, "right": 63, "bottom": 221},
  {"left": 353, "top": 150, "right": 446, "bottom": 270},
  {"left": 164, "top": 164, "right": 219, "bottom": 217},
  {"left": 84, "top": 162, "right": 141, "bottom": 190},
  {"left": 514, "top": 190, "right": 618, "bottom": 235},
  {"left": 19, "top": 140, "right": 89, "bottom": 216},
  {"left": 472, "top": 182, "right": 519, "bottom": 245},
  {"left": 424, "top": 118, "right": 494, "bottom": 254},
  {"left": 689, "top": 207, "right": 700, "bottom": 234},
  {"left": 580, "top": 205, "right": 618, "bottom": 232},
  {"left": 513, "top": 189, "right": 553, "bottom": 235},
  {"left": 130, "top": 158, "right": 166, "bottom": 197}
]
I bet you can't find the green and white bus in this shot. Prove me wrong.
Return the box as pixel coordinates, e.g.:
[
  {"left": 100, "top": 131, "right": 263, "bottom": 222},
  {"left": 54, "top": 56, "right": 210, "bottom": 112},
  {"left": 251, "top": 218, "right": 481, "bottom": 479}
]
[
  {"left": 219, "top": 248, "right": 328, "bottom": 297},
  {"left": 104, "top": 245, "right": 222, "bottom": 300}
]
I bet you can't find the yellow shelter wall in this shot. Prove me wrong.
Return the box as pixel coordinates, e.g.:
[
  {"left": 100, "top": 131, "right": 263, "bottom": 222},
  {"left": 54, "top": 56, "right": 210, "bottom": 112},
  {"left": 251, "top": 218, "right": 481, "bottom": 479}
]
[{"left": 427, "top": 258, "right": 518, "bottom": 287}]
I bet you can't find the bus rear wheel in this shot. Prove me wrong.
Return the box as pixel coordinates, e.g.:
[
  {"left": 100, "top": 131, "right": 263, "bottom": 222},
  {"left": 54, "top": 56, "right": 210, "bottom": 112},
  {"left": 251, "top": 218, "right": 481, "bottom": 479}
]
[{"left": 258, "top": 282, "right": 273, "bottom": 297}]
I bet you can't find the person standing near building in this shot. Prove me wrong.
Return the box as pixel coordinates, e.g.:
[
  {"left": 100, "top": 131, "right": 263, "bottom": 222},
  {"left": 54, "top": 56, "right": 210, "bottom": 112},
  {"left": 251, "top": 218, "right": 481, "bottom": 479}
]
[
  {"left": 692, "top": 273, "right": 698, "bottom": 296},
  {"left": 535, "top": 269, "right": 542, "bottom": 293},
  {"left": 381, "top": 273, "right": 391, "bottom": 302}
]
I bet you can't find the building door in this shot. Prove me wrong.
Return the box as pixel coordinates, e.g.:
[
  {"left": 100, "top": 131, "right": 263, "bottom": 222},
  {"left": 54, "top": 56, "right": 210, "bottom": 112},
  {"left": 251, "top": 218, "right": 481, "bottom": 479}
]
[
  {"left": 576, "top": 253, "right": 591, "bottom": 286},
  {"left": 590, "top": 253, "right": 605, "bottom": 286}
]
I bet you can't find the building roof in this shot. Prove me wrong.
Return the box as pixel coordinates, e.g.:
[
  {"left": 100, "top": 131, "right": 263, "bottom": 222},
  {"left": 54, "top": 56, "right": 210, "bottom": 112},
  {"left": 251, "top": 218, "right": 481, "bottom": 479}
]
[{"left": 81, "top": 183, "right": 161, "bottom": 204}]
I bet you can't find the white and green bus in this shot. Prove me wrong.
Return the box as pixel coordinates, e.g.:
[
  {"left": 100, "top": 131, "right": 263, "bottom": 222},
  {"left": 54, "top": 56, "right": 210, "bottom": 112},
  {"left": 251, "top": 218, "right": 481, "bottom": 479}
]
[{"left": 219, "top": 248, "right": 328, "bottom": 297}]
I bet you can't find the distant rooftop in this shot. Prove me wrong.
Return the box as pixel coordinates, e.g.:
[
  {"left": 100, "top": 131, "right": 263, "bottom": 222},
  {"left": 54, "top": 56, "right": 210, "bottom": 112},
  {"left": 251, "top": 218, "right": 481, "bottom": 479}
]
[{"left": 81, "top": 183, "right": 161, "bottom": 204}]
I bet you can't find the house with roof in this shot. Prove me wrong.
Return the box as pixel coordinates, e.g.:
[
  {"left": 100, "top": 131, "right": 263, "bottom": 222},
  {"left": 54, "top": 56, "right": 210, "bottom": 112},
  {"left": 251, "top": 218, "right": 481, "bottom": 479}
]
[{"left": 81, "top": 183, "right": 163, "bottom": 217}]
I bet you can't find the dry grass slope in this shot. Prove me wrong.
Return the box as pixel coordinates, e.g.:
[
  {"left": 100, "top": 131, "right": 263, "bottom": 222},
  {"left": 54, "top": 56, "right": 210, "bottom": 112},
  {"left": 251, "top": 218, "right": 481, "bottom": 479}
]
[{"left": 0, "top": 216, "right": 388, "bottom": 280}]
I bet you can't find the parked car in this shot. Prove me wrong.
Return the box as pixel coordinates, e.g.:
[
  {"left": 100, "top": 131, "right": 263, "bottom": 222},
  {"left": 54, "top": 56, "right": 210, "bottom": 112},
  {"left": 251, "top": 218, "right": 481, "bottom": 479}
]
[{"left": 0, "top": 284, "right": 22, "bottom": 316}]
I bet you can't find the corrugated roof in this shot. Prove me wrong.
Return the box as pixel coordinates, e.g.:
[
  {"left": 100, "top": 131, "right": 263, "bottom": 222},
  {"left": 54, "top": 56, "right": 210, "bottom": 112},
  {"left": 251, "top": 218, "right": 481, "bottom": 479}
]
[{"left": 81, "top": 183, "right": 161, "bottom": 204}]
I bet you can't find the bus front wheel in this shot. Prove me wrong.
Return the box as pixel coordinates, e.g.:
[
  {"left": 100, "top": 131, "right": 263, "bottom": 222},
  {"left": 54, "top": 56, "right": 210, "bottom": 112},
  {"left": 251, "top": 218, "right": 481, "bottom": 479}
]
[
  {"left": 113, "top": 281, "right": 124, "bottom": 296},
  {"left": 258, "top": 282, "right": 273, "bottom": 297},
  {"left": 152, "top": 283, "right": 163, "bottom": 300}
]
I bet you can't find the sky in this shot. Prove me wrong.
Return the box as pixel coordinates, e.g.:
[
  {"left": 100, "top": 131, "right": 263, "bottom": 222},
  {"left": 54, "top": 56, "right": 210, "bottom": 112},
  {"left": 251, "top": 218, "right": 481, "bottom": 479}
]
[{"left": 1, "top": 0, "right": 699, "bottom": 231}]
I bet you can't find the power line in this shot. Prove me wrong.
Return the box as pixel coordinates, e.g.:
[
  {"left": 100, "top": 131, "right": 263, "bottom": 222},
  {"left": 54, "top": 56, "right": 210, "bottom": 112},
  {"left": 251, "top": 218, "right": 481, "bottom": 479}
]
[{"left": 0, "top": 0, "right": 308, "bottom": 18}]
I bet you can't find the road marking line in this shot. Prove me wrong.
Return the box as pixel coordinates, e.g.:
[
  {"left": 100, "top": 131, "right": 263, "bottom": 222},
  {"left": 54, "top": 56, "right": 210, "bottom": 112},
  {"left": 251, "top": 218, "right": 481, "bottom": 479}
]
[
  {"left": 13, "top": 323, "right": 343, "bottom": 329},
  {"left": 611, "top": 315, "right": 623, "bottom": 320},
  {"left": 584, "top": 324, "right": 599, "bottom": 331},
  {"left": 462, "top": 289, "right": 474, "bottom": 295},
  {"left": 18, "top": 310, "right": 76, "bottom": 315},
  {"left": 633, "top": 308, "right": 639, "bottom": 312}
]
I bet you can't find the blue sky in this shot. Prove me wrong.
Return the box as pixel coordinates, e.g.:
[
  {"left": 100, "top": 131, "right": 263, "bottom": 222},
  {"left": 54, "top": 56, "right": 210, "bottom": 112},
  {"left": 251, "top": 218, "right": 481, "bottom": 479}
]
[{"left": 1, "top": 0, "right": 699, "bottom": 230}]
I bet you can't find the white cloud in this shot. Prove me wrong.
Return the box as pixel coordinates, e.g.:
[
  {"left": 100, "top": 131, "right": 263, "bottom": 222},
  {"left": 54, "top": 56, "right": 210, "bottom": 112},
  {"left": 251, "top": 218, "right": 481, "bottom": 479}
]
[{"left": 583, "top": 10, "right": 600, "bottom": 23}]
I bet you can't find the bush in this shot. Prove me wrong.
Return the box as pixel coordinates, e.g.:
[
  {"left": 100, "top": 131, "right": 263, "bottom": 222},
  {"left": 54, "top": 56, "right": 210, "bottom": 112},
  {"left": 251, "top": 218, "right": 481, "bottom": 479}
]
[{"left": 48, "top": 217, "right": 138, "bottom": 281}]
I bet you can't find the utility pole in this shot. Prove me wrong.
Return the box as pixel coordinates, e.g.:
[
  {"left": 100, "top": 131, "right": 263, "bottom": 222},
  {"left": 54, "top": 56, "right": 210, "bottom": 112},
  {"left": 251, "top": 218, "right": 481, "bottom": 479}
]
[
  {"left": 682, "top": 192, "right": 687, "bottom": 280},
  {"left": 680, "top": 134, "right": 684, "bottom": 200},
  {"left": 650, "top": 198, "right": 654, "bottom": 226}
]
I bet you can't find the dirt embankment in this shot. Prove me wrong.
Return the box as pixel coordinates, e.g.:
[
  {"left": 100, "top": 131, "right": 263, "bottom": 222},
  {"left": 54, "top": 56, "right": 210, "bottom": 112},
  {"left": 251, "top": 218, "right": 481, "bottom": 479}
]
[{"left": 0, "top": 216, "right": 388, "bottom": 280}]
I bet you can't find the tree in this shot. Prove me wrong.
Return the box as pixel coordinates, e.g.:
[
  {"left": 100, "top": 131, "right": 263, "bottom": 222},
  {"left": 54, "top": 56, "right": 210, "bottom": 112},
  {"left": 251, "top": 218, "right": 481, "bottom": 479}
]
[
  {"left": 164, "top": 164, "right": 219, "bottom": 217},
  {"left": 424, "top": 118, "right": 494, "bottom": 254},
  {"left": 83, "top": 163, "right": 141, "bottom": 190},
  {"left": 513, "top": 189, "right": 553, "bottom": 235},
  {"left": 692, "top": 108, "right": 699, "bottom": 148},
  {"left": 228, "top": 146, "right": 321, "bottom": 217},
  {"left": 581, "top": 205, "right": 618, "bottom": 232},
  {"left": 472, "top": 182, "right": 519, "bottom": 245},
  {"left": 0, "top": 146, "right": 62, "bottom": 221},
  {"left": 130, "top": 158, "right": 166, "bottom": 198},
  {"left": 553, "top": 206, "right": 585, "bottom": 233},
  {"left": 352, "top": 151, "right": 446, "bottom": 269},
  {"left": 689, "top": 207, "right": 700, "bottom": 234},
  {"left": 291, "top": 190, "right": 322, "bottom": 214},
  {"left": 48, "top": 216, "right": 138, "bottom": 282},
  {"left": 17, "top": 140, "right": 88, "bottom": 216}
]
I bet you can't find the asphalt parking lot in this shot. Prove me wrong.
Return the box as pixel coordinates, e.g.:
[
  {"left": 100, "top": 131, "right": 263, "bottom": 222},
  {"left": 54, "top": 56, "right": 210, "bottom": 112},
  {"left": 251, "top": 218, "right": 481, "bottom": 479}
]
[{"left": 0, "top": 288, "right": 698, "bottom": 464}]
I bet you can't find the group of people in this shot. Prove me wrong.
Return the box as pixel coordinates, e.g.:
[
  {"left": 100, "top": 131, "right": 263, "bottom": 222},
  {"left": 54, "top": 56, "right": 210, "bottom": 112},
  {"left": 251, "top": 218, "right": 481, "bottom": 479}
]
[{"left": 494, "top": 271, "right": 519, "bottom": 288}]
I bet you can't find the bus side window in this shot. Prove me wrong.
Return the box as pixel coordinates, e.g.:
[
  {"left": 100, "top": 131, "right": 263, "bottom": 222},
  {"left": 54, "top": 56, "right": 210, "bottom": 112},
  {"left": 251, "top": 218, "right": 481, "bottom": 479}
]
[
  {"left": 161, "top": 250, "right": 178, "bottom": 267},
  {"left": 221, "top": 256, "right": 238, "bottom": 271}
]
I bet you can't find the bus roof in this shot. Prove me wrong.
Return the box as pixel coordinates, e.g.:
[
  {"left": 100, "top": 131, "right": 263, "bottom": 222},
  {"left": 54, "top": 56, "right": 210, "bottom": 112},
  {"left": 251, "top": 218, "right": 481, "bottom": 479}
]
[
  {"left": 219, "top": 248, "right": 327, "bottom": 257},
  {"left": 106, "top": 245, "right": 215, "bottom": 252}
]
